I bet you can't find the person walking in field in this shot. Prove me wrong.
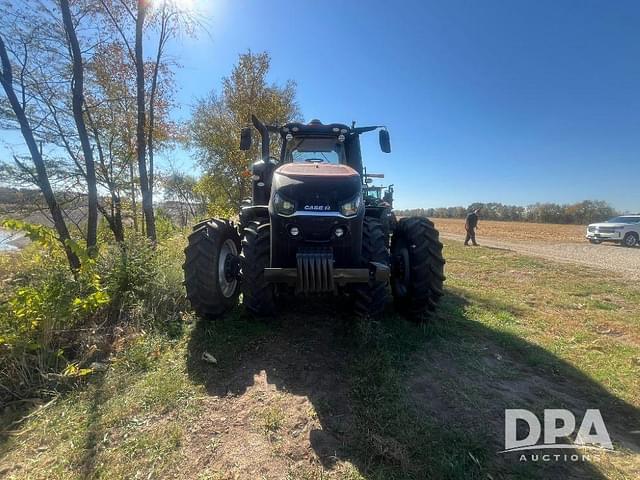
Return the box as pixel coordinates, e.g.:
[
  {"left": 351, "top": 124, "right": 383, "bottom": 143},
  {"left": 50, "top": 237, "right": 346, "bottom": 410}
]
[{"left": 464, "top": 208, "right": 481, "bottom": 246}]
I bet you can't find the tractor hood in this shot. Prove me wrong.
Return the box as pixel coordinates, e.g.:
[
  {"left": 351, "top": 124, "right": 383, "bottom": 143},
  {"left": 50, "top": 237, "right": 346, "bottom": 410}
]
[{"left": 271, "top": 163, "right": 362, "bottom": 214}]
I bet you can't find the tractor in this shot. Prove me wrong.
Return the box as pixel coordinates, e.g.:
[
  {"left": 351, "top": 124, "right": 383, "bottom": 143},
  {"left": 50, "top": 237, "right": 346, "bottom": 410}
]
[
  {"left": 183, "top": 116, "right": 445, "bottom": 320},
  {"left": 363, "top": 174, "right": 396, "bottom": 243}
]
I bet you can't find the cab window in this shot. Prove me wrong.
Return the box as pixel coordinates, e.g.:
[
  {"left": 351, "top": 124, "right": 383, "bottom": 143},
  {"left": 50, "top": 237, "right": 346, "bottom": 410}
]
[{"left": 285, "top": 137, "right": 345, "bottom": 164}]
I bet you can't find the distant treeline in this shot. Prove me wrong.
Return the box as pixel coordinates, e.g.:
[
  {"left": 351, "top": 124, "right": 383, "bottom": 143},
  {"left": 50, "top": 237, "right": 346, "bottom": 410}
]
[
  {"left": 0, "top": 187, "right": 43, "bottom": 204},
  {"left": 396, "top": 200, "right": 622, "bottom": 225}
]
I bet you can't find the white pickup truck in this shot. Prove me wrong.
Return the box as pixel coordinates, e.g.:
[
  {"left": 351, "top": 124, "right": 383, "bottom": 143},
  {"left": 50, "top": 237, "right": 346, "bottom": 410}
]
[{"left": 586, "top": 215, "right": 640, "bottom": 247}]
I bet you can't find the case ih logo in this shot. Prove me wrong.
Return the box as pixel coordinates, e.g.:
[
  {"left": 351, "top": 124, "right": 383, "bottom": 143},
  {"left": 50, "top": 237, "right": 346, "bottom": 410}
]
[{"left": 304, "top": 205, "right": 331, "bottom": 211}]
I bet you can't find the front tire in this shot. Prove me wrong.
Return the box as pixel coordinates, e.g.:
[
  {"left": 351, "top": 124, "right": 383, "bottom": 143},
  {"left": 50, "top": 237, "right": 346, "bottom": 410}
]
[
  {"left": 589, "top": 239, "right": 602, "bottom": 245},
  {"left": 240, "top": 219, "right": 276, "bottom": 316},
  {"left": 391, "top": 217, "right": 445, "bottom": 321},
  {"left": 183, "top": 219, "right": 241, "bottom": 320},
  {"left": 352, "top": 217, "right": 390, "bottom": 318},
  {"left": 623, "top": 232, "right": 638, "bottom": 247}
]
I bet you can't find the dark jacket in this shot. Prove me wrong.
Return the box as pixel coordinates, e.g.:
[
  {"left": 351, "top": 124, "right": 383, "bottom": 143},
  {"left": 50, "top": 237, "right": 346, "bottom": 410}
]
[{"left": 465, "top": 212, "right": 478, "bottom": 230}]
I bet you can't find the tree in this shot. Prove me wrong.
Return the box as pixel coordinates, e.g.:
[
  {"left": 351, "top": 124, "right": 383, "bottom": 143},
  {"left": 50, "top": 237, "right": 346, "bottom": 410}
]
[
  {"left": 190, "top": 51, "right": 300, "bottom": 215},
  {"left": 98, "top": 0, "right": 155, "bottom": 241},
  {"left": 147, "top": 0, "right": 190, "bottom": 196},
  {"left": 84, "top": 41, "right": 139, "bottom": 241},
  {"left": 133, "top": 0, "right": 156, "bottom": 241},
  {"left": 60, "top": 0, "right": 98, "bottom": 251},
  {"left": 1, "top": 0, "right": 187, "bottom": 253},
  {"left": 396, "top": 200, "right": 617, "bottom": 225},
  {"left": 0, "top": 33, "right": 80, "bottom": 271},
  {"left": 161, "top": 167, "right": 206, "bottom": 227},
  {"left": 98, "top": 0, "right": 193, "bottom": 242},
  {"left": 0, "top": 0, "right": 102, "bottom": 247},
  {"left": 84, "top": 38, "right": 175, "bottom": 242}
]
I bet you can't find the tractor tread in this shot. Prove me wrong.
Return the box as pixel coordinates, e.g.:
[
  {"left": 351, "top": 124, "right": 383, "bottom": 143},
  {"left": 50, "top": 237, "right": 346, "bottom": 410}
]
[
  {"left": 391, "top": 216, "right": 446, "bottom": 321},
  {"left": 353, "top": 217, "right": 390, "bottom": 318},
  {"left": 240, "top": 219, "right": 276, "bottom": 316},
  {"left": 183, "top": 219, "right": 241, "bottom": 320}
]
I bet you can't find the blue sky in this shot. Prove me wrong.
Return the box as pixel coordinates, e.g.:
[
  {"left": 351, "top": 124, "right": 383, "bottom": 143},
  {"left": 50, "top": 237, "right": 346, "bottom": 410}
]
[
  {"left": 163, "top": 0, "right": 639, "bottom": 211},
  {"left": 4, "top": 0, "right": 640, "bottom": 211}
]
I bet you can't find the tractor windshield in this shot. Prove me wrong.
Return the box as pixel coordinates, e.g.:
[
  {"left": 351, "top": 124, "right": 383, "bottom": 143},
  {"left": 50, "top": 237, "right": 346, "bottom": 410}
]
[
  {"left": 364, "top": 187, "right": 382, "bottom": 200},
  {"left": 285, "top": 137, "right": 345, "bottom": 164}
]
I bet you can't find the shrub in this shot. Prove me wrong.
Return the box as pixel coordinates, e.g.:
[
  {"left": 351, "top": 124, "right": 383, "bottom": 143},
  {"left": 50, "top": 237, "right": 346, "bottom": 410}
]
[
  {"left": 99, "top": 232, "right": 188, "bottom": 332},
  {"left": 0, "top": 222, "right": 188, "bottom": 403},
  {"left": 154, "top": 208, "right": 180, "bottom": 242},
  {"left": 0, "top": 241, "right": 109, "bottom": 400}
]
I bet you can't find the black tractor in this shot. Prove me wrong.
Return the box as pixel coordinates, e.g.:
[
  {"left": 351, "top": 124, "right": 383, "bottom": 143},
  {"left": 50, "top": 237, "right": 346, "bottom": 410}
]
[{"left": 183, "top": 116, "right": 445, "bottom": 320}]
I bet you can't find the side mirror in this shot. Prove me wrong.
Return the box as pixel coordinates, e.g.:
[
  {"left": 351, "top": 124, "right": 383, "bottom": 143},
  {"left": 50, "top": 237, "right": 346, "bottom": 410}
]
[
  {"left": 240, "top": 127, "right": 252, "bottom": 151},
  {"left": 379, "top": 129, "right": 391, "bottom": 153}
]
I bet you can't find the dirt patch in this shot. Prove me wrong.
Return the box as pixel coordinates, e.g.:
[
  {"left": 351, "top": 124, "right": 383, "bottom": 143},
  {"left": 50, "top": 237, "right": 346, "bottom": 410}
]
[{"left": 180, "top": 305, "right": 357, "bottom": 479}]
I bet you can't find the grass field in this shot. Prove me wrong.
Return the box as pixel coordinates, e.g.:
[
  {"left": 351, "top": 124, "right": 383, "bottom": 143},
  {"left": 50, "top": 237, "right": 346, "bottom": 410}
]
[
  {"left": 434, "top": 218, "right": 586, "bottom": 243},
  {"left": 1, "top": 238, "right": 638, "bottom": 479}
]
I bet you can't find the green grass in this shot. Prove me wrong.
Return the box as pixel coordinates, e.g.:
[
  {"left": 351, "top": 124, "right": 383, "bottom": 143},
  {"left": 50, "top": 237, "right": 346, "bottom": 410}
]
[
  {"left": 0, "top": 332, "right": 202, "bottom": 479},
  {"left": 346, "top": 319, "right": 494, "bottom": 479},
  {"left": 1, "top": 239, "right": 638, "bottom": 479},
  {"left": 260, "top": 404, "right": 286, "bottom": 435}
]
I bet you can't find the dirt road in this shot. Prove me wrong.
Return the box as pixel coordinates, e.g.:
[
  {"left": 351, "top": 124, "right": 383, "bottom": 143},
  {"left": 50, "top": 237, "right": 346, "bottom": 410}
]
[{"left": 440, "top": 232, "right": 640, "bottom": 280}]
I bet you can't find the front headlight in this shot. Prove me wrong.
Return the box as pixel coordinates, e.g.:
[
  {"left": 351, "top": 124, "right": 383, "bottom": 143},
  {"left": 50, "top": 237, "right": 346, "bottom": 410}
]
[
  {"left": 340, "top": 195, "right": 361, "bottom": 217},
  {"left": 273, "top": 191, "right": 295, "bottom": 216}
]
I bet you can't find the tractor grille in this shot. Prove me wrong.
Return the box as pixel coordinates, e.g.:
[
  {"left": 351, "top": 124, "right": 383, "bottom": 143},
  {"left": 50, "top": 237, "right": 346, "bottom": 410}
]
[{"left": 296, "top": 248, "right": 335, "bottom": 294}]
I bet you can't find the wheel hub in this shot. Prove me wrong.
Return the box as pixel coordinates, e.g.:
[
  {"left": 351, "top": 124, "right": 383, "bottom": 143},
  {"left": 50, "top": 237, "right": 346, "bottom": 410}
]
[
  {"left": 218, "top": 239, "right": 239, "bottom": 298},
  {"left": 624, "top": 235, "right": 637, "bottom": 247},
  {"left": 392, "top": 247, "right": 410, "bottom": 297},
  {"left": 223, "top": 255, "right": 240, "bottom": 282}
]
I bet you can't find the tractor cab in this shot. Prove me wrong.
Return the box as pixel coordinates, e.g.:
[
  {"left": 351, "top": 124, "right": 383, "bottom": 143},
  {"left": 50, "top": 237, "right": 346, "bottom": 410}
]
[
  {"left": 279, "top": 119, "right": 350, "bottom": 166},
  {"left": 241, "top": 117, "right": 390, "bottom": 172},
  {"left": 363, "top": 178, "right": 394, "bottom": 209}
]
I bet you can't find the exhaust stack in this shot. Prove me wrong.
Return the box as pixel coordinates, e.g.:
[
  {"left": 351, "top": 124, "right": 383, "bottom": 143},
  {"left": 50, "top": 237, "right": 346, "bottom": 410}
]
[{"left": 251, "top": 114, "right": 270, "bottom": 162}]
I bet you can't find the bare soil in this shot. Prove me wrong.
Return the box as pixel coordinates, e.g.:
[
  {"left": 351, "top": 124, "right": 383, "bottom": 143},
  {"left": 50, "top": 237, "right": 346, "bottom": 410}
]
[
  {"left": 181, "top": 304, "right": 357, "bottom": 478},
  {"left": 434, "top": 218, "right": 586, "bottom": 243}
]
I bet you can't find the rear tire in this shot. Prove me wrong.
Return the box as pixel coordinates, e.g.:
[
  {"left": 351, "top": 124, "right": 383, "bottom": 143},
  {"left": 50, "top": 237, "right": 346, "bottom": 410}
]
[
  {"left": 352, "top": 217, "right": 389, "bottom": 318},
  {"left": 623, "top": 232, "right": 638, "bottom": 247},
  {"left": 240, "top": 219, "right": 276, "bottom": 316},
  {"left": 183, "top": 219, "right": 241, "bottom": 320},
  {"left": 391, "top": 217, "right": 445, "bottom": 321}
]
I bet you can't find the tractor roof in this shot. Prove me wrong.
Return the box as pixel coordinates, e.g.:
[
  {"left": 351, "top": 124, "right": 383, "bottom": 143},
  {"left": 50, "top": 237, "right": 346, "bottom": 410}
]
[{"left": 281, "top": 119, "right": 351, "bottom": 137}]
